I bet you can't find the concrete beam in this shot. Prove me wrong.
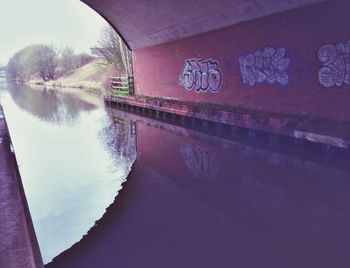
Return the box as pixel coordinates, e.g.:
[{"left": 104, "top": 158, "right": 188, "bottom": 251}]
[{"left": 81, "top": 0, "right": 326, "bottom": 49}]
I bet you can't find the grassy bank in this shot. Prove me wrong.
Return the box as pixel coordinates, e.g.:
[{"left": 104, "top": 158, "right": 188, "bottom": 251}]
[{"left": 29, "top": 59, "right": 111, "bottom": 95}]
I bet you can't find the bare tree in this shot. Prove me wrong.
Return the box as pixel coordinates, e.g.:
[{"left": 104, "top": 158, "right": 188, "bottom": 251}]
[
  {"left": 6, "top": 52, "right": 22, "bottom": 80},
  {"left": 35, "top": 44, "right": 59, "bottom": 81},
  {"left": 95, "top": 25, "right": 131, "bottom": 75},
  {"left": 6, "top": 44, "right": 58, "bottom": 81},
  {"left": 59, "top": 46, "right": 75, "bottom": 73},
  {"left": 74, "top": 53, "right": 94, "bottom": 68}
]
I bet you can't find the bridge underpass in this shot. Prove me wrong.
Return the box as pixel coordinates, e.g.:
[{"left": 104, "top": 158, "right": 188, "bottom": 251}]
[
  {"left": 84, "top": 0, "right": 350, "bottom": 148},
  {"left": 2, "top": 1, "right": 350, "bottom": 267}
]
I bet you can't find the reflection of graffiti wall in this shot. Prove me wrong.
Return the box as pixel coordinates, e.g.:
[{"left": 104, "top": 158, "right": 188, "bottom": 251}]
[
  {"left": 239, "top": 47, "right": 290, "bottom": 86},
  {"left": 318, "top": 41, "right": 350, "bottom": 88},
  {"left": 180, "top": 59, "right": 222, "bottom": 93},
  {"left": 180, "top": 144, "right": 221, "bottom": 182}
]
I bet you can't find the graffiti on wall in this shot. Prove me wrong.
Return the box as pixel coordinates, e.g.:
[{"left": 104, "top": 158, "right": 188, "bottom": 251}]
[
  {"left": 239, "top": 47, "right": 290, "bottom": 86},
  {"left": 318, "top": 41, "right": 350, "bottom": 88},
  {"left": 178, "top": 42, "right": 350, "bottom": 92},
  {"left": 180, "top": 58, "right": 223, "bottom": 93}
]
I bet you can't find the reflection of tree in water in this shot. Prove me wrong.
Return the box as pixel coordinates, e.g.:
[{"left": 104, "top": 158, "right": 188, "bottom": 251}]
[
  {"left": 181, "top": 144, "right": 222, "bottom": 182},
  {"left": 6, "top": 83, "right": 96, "bottom": 125},
  {"left": 99, "top": 109, "right": 137, "bottom": 172}
]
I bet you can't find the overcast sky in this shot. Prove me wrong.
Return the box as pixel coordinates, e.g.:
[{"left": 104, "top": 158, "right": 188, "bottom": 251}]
[{"left": 0, "top": 0, "right": 107, "bottom": 65}]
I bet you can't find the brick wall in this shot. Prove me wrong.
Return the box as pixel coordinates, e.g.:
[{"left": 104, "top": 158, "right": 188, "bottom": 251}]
[{"left": 133, "top": 0, "right": 350, "bottom": 121}]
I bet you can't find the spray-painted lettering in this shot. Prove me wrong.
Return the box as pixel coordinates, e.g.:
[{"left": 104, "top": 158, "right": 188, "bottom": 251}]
[
  {"left": 318, "top": 41, "right": 350, "bottom": 88},
  {"left": 180, "top": 59, "right": 223, "bottom": 93},
  {"left": 239, "top": 47, "right": 290, "bottom": 86}
]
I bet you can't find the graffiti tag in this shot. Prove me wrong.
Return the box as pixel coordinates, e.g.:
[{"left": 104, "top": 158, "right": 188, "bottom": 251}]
[
  {"left": 239, "top": 47, "right": 290, "bottom": 86},
  {"left": 318, "top": 41, "right": 350, "bottom": 88},
  {"left": 180, "top": 58, "right": 223, "bottom": 93}
]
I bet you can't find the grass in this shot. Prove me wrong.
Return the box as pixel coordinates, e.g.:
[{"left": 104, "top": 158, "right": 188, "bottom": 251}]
[
  {"left": 111, "top": 90, "right": 130, "bottom": 96},
  {"left": 29, "top": 59, "right": 107, "bottom": 91}
]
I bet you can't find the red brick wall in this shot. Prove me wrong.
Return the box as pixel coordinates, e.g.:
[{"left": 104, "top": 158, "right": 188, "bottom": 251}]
[{"left": 133, "top": 0, "right": 350, "bottom": 121}]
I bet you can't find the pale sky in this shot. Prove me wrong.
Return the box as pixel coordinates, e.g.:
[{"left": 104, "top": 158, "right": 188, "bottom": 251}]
[{"left": 0, "top": 0, "right": 107, "bottom": 65}]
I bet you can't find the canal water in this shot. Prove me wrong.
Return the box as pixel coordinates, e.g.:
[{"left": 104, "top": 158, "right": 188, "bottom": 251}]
[
  {"left": 0, "top": 83, "right": 136, "bottom": 264},
  {"left": 1, "top": 82, "right": 350, "bottom": 267}
]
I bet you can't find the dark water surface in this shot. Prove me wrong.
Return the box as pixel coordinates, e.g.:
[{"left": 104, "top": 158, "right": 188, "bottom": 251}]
[{"left": 1, "top": 82, "right": 350, "bottom": 267}]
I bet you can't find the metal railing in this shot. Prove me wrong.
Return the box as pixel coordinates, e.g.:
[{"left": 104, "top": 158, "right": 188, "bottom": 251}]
[{"left": 110, "top": 76, "right": 134, "bottom": 95}]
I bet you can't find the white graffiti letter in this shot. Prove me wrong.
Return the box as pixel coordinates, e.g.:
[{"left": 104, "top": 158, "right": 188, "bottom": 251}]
[
  {"left": 180, "top": 58, "right": 223, "bottom": 93},
  {"left": 239, "top": 47, "right": 290, "bottom": 87},
  {"left": 318, "top": 41, "right": 350, "bottom": 88},
  {"left": 207, "top": 60, "right": 223, "bottom": 92},
  {"left": 182, "top": 60, "right": 194, "bottom": 90}
]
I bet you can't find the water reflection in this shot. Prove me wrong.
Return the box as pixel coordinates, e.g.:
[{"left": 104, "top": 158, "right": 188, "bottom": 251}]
[
  {"left": 0, "top": 83, "right": 136, "bottom": 264},
  {"left": 99, "top": 114, "right": 137, "bottom": 166},
  {"left": 48, "top": 107, "right": 350, "bottom": 268},
  {"left": 6, "top": 83, "right": 95, "bottom": 125},
  {"left": 181, "top": 144, "right": 222, "bottom": 182}
]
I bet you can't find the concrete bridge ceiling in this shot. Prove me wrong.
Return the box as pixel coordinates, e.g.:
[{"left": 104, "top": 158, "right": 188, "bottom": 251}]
[{"left": 82, "top": 0, "right": 325, "bottom": 50}]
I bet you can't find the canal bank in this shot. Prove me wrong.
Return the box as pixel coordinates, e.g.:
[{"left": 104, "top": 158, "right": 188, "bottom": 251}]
[
  {"left": 0, "top": 106, "right": 43, "bottom": 268},
  {"left": 105, "top": 95, "right": 350, "bottom": 149}
]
